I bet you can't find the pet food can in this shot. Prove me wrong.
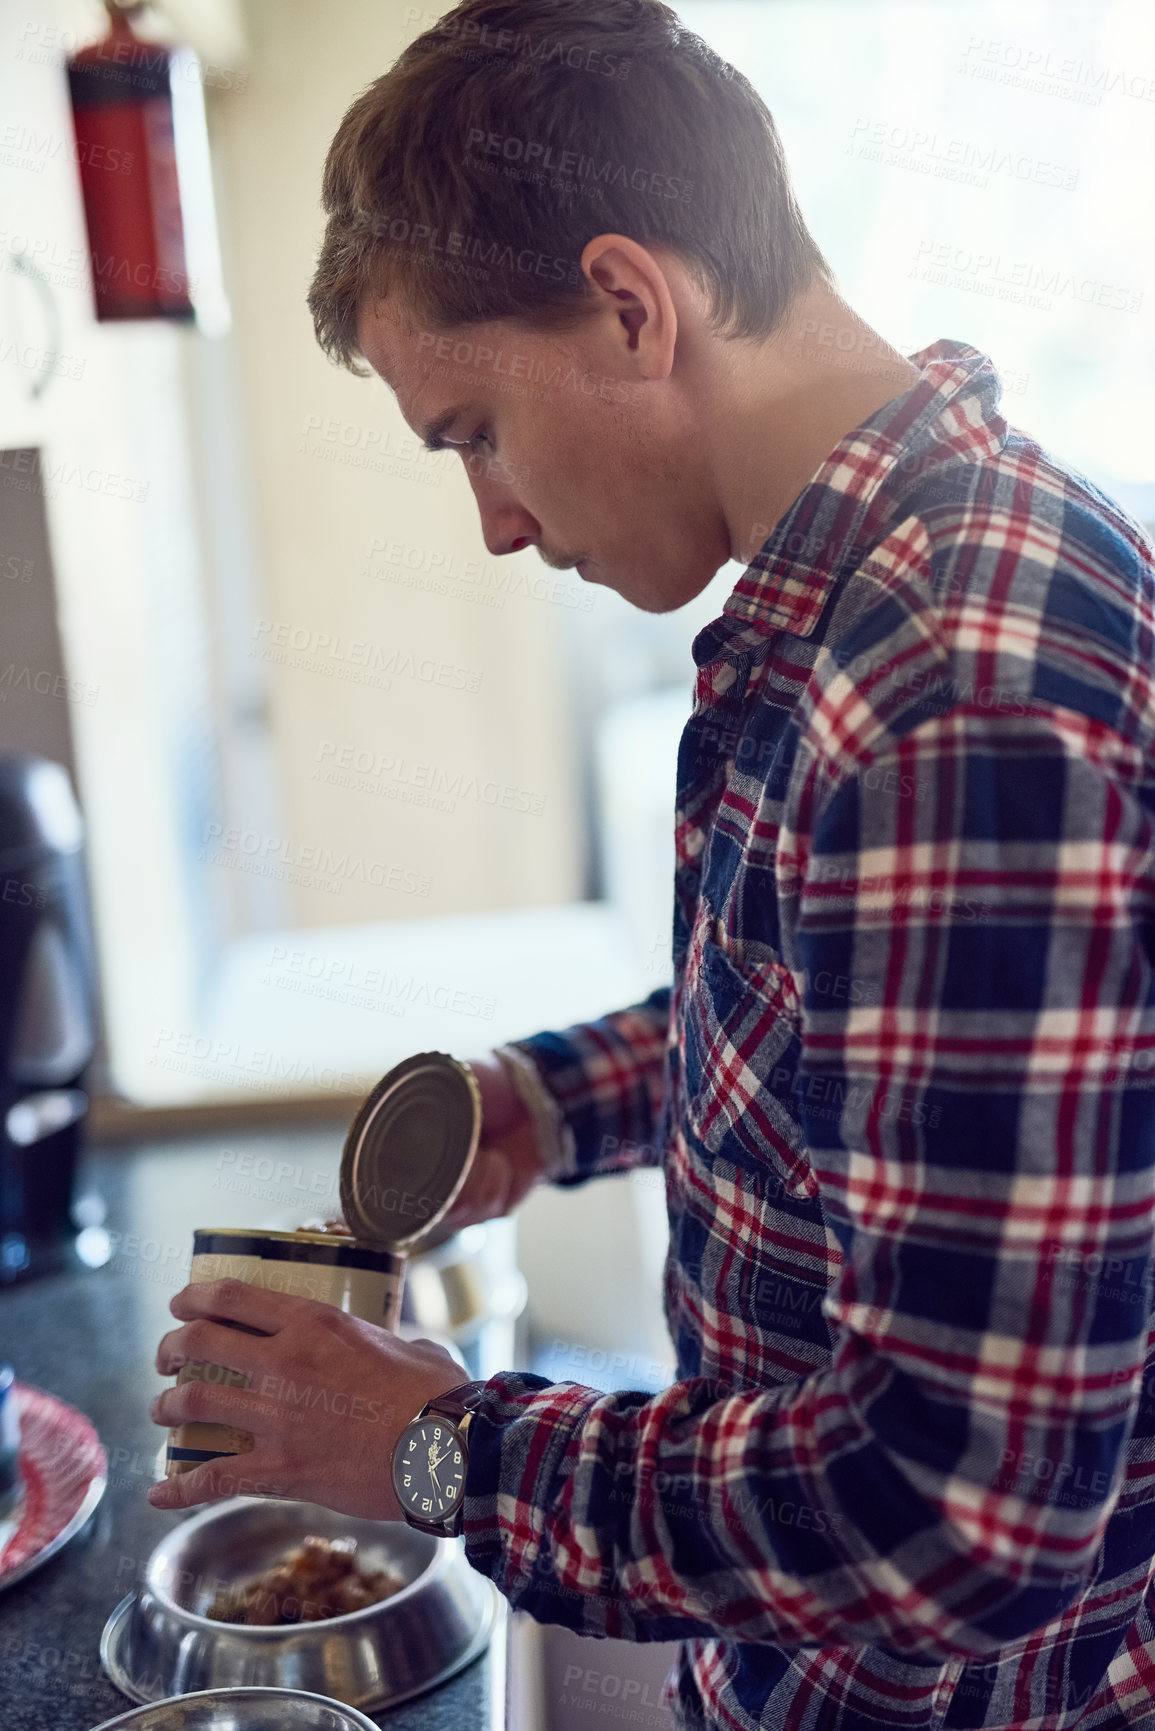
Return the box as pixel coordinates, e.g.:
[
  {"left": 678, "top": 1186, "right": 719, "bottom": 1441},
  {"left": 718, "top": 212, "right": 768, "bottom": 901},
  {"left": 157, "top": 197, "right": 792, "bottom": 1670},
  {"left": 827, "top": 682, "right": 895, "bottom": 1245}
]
[
  {"left": 164, "top": 1228, "right": 405, "bottom": 1478},
  {"left": 165, "top": 1051, "right": 482, "bottom": 1479}
]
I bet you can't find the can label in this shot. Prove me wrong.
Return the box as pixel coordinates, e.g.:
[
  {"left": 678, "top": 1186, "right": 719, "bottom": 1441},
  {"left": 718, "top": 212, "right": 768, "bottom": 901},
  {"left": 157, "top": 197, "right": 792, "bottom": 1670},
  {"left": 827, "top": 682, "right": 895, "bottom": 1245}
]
[{"left": 165, "top": 1233, "right": 405, "bottom": 1478}]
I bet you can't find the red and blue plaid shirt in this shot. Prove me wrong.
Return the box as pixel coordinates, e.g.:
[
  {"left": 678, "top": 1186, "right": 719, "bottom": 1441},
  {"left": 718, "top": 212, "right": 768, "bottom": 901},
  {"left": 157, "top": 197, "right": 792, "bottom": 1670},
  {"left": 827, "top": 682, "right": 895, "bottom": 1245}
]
[{"left": 465, "top": 338, "right": 1155, "bottom": 1730}]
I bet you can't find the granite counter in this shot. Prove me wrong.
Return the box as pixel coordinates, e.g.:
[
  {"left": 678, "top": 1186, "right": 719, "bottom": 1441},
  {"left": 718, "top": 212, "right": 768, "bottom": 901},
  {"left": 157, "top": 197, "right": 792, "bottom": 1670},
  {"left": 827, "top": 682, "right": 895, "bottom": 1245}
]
[{"left": 0, "top": 1125, "right": 507, "bottom": 1731}]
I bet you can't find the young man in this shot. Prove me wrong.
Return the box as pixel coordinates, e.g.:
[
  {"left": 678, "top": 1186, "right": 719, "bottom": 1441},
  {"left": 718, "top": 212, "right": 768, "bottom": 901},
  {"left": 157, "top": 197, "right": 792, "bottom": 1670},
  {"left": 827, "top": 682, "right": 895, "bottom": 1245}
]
[{"left": 149, "top": 3, "right": 1155, "bottom": 1726}]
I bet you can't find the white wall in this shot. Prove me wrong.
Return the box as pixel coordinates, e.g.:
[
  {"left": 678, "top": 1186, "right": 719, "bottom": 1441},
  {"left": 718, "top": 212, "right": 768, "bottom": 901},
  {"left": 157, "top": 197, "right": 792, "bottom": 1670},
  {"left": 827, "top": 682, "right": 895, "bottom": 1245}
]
[
  {"left": 1, "top": 0, "right": 590, "bottom": 1103},
  {"left": 205, "top": 0, "right": 586, "bottom": 930}
]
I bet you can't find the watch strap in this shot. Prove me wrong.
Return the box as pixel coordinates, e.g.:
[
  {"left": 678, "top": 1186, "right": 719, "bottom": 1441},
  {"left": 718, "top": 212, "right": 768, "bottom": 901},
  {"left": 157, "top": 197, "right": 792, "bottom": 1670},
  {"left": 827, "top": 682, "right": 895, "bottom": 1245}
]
[{"left": 421, "top": 1379, "right": 487, "bottom": 1427}]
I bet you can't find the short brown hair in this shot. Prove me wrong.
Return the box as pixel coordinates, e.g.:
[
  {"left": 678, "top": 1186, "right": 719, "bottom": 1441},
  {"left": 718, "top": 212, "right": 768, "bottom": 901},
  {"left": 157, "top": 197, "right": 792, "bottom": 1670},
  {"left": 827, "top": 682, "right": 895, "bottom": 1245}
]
[{"left": 308, "top": 0, "right": 834, "bottom": 375}]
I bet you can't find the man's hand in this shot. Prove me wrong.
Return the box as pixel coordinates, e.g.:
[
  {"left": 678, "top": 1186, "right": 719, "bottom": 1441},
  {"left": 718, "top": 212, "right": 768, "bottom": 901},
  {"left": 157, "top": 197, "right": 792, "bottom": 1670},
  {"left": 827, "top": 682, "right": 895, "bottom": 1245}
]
[
  {"left": 438, "top": 1053, "right": 548, "bottom": 1232},
  {"left": 147, "top": 1279, "right": 465, "bottom": 1519}
]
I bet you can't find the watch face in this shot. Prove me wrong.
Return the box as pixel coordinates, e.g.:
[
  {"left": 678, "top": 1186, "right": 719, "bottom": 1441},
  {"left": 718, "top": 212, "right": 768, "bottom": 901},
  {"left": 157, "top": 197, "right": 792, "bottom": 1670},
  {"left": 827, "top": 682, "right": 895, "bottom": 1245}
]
[{"left": 393, "top": 1418, "right": 465, "bottom": 1525}]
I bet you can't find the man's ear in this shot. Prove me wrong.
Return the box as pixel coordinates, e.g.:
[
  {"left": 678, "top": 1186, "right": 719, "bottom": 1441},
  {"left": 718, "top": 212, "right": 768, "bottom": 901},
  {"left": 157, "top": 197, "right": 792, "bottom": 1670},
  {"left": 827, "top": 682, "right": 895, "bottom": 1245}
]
[{"left": 580, "top": 234, "right": 677, "bottom": 380}]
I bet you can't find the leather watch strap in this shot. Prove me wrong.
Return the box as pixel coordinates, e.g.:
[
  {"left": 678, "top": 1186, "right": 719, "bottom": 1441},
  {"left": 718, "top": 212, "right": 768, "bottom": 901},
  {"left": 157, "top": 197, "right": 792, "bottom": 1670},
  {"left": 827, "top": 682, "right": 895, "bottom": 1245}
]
[{"left": 422, "top": 1379, "right": 487, "bottom": 1426}]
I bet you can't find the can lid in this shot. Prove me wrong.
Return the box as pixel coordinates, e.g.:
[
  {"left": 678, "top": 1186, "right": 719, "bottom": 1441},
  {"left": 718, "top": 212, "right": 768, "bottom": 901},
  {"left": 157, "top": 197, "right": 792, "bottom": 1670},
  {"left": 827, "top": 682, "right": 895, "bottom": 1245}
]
[{"left": 339, "top": 1052, "right": 482, "bottom": 1250}]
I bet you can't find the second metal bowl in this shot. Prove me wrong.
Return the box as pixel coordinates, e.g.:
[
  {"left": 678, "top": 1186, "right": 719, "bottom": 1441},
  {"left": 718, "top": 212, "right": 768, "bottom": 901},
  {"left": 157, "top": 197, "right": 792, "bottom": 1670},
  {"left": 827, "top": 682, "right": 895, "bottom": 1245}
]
[
  {"left": 101, "top": 1497, "right": 498, "bottom": 1712},
  {"left": 90, "top": 1686, "right": 381, "bottom": 1729}
]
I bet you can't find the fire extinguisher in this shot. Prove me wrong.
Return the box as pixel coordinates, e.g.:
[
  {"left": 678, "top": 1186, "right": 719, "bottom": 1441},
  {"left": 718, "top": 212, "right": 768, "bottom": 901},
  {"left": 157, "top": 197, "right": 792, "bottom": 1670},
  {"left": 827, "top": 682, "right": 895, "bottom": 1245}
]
[{"left": 66, "top": 2, "right": 194, "bottom": 322}]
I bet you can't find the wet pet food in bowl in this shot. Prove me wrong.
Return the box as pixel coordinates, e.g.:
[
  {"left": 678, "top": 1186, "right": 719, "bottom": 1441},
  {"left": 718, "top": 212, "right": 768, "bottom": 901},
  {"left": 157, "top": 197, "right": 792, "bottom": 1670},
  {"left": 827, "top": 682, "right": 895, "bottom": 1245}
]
[
  {"left": 100, "top": 1497, "right": 499, "bottom": 1711},
  {"left": 206, "top": 1536, "right": 403, "bottom": 1626}
]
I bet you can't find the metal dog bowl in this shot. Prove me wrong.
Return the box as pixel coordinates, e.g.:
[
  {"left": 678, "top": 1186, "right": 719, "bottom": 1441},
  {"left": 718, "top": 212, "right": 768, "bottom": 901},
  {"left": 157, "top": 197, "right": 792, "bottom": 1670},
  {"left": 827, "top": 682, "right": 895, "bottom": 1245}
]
[
  {"left": 100, "top": 1498, "right": 498, "bottom": 1712},
  {"left": 90, "top": 1686, "right": 381, "bottom": 1729}
]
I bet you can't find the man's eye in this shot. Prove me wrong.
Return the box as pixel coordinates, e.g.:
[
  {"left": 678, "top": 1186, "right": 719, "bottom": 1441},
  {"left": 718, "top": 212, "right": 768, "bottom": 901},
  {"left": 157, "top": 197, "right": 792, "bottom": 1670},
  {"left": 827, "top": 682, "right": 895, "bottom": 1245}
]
[{"left": 466, "top": 428, "right": 492, "bottom": 455}]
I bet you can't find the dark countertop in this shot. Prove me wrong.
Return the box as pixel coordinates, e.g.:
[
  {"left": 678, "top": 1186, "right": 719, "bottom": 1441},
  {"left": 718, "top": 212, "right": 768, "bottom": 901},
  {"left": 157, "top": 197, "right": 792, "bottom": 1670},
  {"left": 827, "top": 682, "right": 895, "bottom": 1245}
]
[{"left": 0, "top": 1127, "right": 506, "bottom": 1731}]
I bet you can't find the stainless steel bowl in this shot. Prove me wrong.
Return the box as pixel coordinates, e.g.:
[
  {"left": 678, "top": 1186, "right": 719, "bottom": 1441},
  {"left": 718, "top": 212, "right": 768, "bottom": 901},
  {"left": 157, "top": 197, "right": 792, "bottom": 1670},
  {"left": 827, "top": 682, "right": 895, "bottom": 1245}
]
[
  {"left": 90, "top": 1686, "right": 381, "bottom": 1729},
  {"left": 101, "top": 1498, "right": 498, "bottom": 1712},
  {"left": 401, "top": 1223, "right": 528, "bottom": 1342}
]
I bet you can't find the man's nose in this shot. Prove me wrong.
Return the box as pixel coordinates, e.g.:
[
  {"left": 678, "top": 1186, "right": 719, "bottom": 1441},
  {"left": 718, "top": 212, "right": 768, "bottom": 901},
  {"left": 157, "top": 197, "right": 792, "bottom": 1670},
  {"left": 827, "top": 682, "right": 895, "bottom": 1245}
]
[{"left": 465, "top": 463, "right": 539, "bottom": 557}]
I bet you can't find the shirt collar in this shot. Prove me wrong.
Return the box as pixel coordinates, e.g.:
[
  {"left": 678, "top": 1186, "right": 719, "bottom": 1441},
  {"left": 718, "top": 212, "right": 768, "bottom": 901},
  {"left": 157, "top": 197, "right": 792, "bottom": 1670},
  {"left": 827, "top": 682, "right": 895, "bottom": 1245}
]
[{"left": 692, "top": 338, "right": 1009, "bottom": 671}]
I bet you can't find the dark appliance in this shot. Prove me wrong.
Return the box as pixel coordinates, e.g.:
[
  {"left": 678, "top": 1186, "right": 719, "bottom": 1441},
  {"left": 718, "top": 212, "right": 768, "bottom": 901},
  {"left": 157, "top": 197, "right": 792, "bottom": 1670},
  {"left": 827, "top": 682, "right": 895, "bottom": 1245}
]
[{"left": 0, "top": 756, "right": 100, "bottom": 1282}]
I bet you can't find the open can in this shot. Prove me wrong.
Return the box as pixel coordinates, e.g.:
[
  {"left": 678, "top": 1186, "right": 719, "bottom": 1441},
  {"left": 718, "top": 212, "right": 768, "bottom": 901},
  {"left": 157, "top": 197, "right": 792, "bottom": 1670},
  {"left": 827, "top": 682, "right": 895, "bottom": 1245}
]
[
  {"left": 165, "top": 1052, "right": 482, "bottom": 1480},
  {"left": 338, "top": 1050, "right": 482, "bottom": 1249}
]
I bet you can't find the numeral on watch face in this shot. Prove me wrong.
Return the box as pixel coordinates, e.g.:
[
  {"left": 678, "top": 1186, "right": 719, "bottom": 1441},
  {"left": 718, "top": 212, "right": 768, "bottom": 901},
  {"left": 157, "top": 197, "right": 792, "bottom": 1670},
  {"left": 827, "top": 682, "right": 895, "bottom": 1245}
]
[{"left": 394, "top": 1419, "right": 465, "bottom": 1519}]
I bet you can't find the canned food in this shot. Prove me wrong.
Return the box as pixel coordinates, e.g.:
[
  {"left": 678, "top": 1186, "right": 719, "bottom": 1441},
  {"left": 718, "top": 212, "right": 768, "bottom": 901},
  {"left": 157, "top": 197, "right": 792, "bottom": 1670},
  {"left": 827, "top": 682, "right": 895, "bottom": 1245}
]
[
  {"left": 165, "top": 1229, "right": 405, "bottom": 1478},
  {"left": 164, "top": 1051, "right": 482, "bottom": 1483}
]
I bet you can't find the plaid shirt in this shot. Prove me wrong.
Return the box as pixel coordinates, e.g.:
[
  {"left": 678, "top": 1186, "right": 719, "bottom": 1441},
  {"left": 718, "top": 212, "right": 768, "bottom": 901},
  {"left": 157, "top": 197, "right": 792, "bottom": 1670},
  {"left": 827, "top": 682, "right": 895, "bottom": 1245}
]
[{"left": 463, "top": 338, "right": 1155, "bottom": 1731}]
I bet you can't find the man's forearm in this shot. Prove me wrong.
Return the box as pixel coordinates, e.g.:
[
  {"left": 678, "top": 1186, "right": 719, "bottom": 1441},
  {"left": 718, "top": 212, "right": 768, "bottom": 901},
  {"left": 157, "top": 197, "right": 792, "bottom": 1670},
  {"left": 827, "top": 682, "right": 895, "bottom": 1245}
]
[{"left": 494, "top": 986, "right": 672, "bottom": 1186}]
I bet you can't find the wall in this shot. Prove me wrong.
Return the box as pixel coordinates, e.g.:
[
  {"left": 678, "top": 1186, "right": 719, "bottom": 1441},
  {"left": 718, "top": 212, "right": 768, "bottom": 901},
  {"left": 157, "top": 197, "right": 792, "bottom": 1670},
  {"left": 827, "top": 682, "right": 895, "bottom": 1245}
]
[
  {"left": 0, "top": 0, "right": 231, "bottom": 1089},
  {"left": 206, "top": 0, "right": 586, "bottom": 929}
]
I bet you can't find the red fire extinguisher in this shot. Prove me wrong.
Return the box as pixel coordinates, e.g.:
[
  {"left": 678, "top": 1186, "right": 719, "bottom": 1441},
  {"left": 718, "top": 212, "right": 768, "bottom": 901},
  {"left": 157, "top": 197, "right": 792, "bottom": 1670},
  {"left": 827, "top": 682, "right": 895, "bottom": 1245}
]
[{"left": 66, "top": 2, "right": 194, "bottom": 322}]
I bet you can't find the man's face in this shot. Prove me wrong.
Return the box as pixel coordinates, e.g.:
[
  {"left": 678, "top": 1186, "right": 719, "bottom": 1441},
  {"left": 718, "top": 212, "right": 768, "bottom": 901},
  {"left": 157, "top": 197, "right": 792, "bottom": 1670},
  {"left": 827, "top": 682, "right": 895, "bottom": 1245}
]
[{"left": 355, "top": 289, "right": 731, "bottom": 614}]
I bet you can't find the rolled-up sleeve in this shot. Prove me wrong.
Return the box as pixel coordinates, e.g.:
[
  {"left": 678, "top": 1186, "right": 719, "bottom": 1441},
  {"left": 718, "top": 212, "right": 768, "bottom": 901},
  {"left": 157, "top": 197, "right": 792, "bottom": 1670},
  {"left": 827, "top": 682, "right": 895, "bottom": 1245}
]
[{"left": 494, "top": 987, "right": 671, "bottom": 1186}]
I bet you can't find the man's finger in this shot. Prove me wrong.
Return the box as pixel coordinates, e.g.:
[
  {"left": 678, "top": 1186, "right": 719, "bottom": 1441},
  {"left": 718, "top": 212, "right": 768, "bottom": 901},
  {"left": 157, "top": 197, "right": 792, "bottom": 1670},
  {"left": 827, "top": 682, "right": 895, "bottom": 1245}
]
[
  {"left": 155, "top": 1317, "right": 270, "bottom": 1378},
  {"left": 167, "top": 1276, "right": 304, "bottom": 1334},
  {"left": 146, "top": 1453, "right": 288, "bottom": 1512},
  {"left": 150, "top": 1376, "right": 270, "bottom": 1434}
]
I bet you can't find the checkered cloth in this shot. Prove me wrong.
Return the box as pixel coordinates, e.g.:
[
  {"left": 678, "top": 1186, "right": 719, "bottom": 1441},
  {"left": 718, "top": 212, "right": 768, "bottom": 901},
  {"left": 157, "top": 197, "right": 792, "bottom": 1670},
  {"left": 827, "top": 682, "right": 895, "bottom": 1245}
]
[{"left": 464, "top": 339, "right": 1155, "bottom": 1730}]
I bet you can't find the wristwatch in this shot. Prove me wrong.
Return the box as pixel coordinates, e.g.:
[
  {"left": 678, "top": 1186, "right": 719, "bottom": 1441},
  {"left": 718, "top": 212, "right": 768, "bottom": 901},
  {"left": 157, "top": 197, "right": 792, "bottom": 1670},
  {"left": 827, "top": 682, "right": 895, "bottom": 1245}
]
[{"left": 391, "top": 1380, "right": 487, "bottom": 1537}]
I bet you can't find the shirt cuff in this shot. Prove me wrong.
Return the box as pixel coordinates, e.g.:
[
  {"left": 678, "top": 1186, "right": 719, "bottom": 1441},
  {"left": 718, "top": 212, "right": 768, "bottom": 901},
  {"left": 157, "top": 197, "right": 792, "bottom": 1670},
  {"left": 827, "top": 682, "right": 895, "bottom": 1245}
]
[{"left": 492, "top": 1042, "right": 577, "bottom": 1183}]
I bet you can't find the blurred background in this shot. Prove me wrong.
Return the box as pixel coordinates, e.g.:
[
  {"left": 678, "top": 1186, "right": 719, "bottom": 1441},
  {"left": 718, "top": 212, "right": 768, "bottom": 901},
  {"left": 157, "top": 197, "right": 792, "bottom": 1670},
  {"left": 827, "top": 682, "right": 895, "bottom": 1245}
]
[{"left": 1, "top": 0, "right": 1152, "bottom": 1371}]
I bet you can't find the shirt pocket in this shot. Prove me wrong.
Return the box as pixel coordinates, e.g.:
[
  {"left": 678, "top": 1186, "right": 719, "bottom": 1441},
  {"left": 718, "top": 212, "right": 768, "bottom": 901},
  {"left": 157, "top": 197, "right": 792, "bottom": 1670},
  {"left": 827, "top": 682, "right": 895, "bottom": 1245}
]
[{"left": 682, "top": 926, "right": 818, "bottom": 1203}]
